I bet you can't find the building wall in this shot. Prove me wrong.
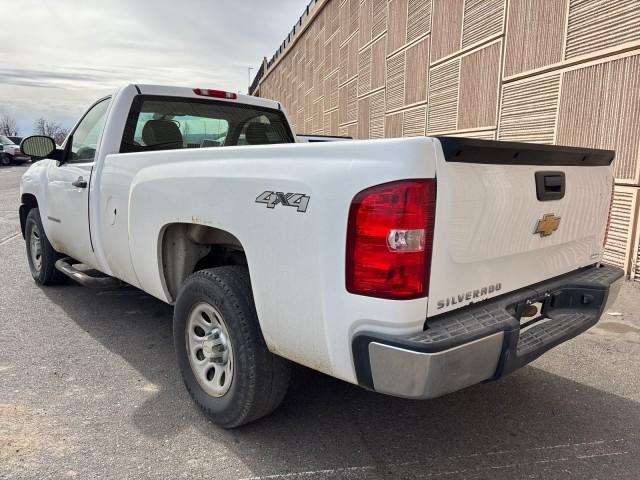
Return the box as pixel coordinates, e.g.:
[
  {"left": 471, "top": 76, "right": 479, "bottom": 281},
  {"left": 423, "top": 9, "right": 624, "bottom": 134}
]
[{"left": 254, "top": 0, "right": 640, "bottom": 276}]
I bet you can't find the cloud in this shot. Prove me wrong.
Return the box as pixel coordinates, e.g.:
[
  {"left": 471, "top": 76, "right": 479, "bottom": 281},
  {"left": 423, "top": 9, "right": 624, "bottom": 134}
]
[
  {"left": 0, "top": 0, "right": 306, "bottom": 134},
  {"left": 0, "top": 67, "right": 109, "bottom": 89}
]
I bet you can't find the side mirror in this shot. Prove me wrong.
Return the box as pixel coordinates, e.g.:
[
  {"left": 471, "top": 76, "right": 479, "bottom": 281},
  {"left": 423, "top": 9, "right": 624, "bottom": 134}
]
[{"left": 20, "top": 135, "right": 57, "bottom": 159}]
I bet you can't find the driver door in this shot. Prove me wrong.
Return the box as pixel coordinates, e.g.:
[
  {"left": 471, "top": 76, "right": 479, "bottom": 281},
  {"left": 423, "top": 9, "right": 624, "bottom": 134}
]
[{"left": 45, "top": 98, "right": 110, "bottom": 267}]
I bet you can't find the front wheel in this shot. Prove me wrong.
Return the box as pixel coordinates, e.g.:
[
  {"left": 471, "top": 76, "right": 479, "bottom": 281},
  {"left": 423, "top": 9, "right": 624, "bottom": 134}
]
[
  {"left": 25, "top": 208, "right": 66, "bottom": 285},
  {"left": 0, "top": 154, "right": 11, "bottom": 166},
  {"left": 173, "top": 266, "right": 291, "bottom": 428}
]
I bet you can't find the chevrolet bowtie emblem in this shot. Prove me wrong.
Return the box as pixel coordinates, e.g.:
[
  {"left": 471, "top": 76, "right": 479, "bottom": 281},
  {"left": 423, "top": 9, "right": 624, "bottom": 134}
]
[{"left": 535, "top": 214, "right": 561, "bottom": 237}]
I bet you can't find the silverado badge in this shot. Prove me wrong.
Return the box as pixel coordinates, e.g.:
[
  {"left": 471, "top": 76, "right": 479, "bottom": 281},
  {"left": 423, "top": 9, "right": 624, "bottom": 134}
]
[{"left": 535, "top": 213, "right": 561, "bottom": 237}]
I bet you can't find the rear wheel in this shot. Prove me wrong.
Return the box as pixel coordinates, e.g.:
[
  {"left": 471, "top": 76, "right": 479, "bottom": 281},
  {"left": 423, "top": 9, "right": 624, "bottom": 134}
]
[
  {"left": 25, "top": 208, "right": 66, "bottom": 285},
  {"left": 173, "top": 266, "right": 291, "bottom": 428}
]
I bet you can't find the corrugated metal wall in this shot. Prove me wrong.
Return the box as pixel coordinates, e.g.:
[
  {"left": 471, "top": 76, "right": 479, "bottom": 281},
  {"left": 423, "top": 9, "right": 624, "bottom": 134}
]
[{"left": 253, "top": 0, "right": 640, "bottom": 277}]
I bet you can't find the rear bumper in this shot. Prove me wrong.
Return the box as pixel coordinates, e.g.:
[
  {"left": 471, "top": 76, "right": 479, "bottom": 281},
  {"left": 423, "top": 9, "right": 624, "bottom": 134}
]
[{"left": 352, "top": 264, "right": 624, "bottom": 399}]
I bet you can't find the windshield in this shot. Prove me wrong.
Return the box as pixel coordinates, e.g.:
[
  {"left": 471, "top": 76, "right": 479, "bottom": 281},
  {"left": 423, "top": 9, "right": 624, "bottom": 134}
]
[
  {"left": 0, "top": 135, "right": 15, "bottom": 145},
  {"left": 120, "top": 95, "right": 293, "bottom": 153}
]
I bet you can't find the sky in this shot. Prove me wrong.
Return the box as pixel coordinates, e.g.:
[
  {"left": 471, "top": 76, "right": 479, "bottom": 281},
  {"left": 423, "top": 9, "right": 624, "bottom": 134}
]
[{"left": 0, "top": 0, "right": 307, "bottom": 135}]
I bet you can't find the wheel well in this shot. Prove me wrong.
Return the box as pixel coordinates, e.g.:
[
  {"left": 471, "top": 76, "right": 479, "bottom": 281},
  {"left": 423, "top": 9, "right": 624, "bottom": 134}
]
[
  {"left": 19, "top": 194, "right": 38, "bottom": 238},
  {"left": 160, "top": 223, "right": 247, "bottom": 302}
]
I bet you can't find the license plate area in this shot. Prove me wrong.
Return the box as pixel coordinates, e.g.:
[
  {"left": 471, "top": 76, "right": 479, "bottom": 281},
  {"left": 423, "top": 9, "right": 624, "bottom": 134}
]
[
  {"left": 512, "top": 287, "right": 605, "bottom": 331},
  {"left": 514, "top": 293, "right": 552, "bottom": 331}
]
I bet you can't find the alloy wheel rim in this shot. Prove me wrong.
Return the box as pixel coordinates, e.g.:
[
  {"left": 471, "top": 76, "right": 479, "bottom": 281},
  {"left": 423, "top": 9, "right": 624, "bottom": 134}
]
[
  {"left": 186, "top": 302, "right": 234, "bottom": 397},
  {"left": 30, "top": 225, "right": 42, "bottom": 272}
]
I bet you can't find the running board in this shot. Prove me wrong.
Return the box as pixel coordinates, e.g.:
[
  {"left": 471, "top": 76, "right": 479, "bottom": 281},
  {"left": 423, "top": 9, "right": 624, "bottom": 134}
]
[{"left": 55, "top": 257, "right": 120, "bottom": 288}]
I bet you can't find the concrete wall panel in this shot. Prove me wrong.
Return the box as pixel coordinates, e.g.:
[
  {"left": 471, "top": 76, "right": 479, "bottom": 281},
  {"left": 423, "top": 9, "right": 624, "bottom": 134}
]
[{"left": 253, "top": 0, "right": 640, "bottom": 274}]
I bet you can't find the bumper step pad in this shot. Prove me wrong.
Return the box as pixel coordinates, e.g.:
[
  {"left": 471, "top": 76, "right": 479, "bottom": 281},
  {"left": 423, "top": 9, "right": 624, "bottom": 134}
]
[
  {"left": 407, "top": 305, "right": 515, "bottom": 347},
  {"left": 517, "top": 312, "right": 592, "bottom": 356}
]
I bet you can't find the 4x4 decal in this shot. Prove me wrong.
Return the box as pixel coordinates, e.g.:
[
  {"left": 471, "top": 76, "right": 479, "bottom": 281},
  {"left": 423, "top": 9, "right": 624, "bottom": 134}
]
[{"left": 255, "top": 191, "right": 310, "bottom": 213}]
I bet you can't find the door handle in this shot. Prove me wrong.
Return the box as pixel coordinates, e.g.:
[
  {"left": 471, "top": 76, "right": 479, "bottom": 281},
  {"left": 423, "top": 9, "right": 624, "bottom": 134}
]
[{"left": 72, "top": 176, "right": 88, "bottom": 188}]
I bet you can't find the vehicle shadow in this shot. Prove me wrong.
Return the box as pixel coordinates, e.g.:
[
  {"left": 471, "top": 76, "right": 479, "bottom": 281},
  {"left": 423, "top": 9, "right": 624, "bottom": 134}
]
[{"left": 42, "top": 282, "right": 640, "bottom": 479}]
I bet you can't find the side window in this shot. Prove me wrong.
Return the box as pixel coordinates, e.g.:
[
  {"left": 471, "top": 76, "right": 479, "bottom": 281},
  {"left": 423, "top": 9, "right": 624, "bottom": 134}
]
[{"left": 69, "top": 98, "right": 110, "bottom": 162}]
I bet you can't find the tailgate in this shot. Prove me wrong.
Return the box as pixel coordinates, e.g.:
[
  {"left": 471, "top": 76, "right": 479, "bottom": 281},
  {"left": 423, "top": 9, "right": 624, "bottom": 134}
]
[{"left": 427, "top": 137, "right": 614, "bottom": 317}]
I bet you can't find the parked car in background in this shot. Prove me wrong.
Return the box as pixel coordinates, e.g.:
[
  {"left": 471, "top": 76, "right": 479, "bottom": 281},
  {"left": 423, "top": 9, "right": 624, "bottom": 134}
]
[{"left": 0, "top": 135, "right": 29, "bottom": 165}]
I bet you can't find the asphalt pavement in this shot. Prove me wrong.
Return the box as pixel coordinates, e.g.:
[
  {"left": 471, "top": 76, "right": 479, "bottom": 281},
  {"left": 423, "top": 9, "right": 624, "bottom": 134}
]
[{"left": 2, "top": 164, "right": 640, "bottom": 479}]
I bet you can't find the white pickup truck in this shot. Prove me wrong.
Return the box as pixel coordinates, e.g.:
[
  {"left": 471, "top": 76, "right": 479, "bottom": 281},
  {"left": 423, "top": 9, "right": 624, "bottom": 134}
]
[{"left": 19, "top": 84, "right": 623, "bottom": 428}]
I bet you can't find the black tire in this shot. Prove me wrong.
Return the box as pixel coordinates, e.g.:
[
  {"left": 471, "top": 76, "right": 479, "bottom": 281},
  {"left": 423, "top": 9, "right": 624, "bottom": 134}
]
[
  {"left": 0, "top": 154, "right": 11, "bottom": 166},
  {"left": 174, "top": 266, "right": 291, "bottom": 428},
  {"left": 25, "top": 208, "right": 67, "bottom": 285}
]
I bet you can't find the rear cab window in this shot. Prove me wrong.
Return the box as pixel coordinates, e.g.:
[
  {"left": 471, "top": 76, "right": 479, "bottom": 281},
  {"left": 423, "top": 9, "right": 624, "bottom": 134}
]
[{"left": 120, "top": 95, "right": 293, "bottom": 153}]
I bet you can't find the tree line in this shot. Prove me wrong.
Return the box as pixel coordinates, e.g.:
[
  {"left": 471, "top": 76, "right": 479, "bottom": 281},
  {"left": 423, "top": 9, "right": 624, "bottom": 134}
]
[{"left": 0, "top": 112, "right": 69, "bottom": 145}]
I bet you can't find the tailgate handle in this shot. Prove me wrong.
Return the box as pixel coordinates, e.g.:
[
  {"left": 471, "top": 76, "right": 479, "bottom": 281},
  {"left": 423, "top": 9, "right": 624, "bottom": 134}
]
[{"left": 535, "top": 171, "right": 565, "bottom": 201}]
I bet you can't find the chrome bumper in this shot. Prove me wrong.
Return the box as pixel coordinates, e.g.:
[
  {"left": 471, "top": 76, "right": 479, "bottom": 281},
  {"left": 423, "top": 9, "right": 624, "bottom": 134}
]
[
  {"left": 353, "top": 264, "right": 624, "bottom": 399},
  {"left": 369, "top": 333, "right": 504, "bottom": 399}
]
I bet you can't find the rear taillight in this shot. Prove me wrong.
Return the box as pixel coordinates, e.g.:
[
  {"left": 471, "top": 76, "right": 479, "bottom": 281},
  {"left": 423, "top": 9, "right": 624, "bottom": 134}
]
[
  {"left": 604, "top": 178, "right": 615, "bottom": 247},
  {"left": 346, "top": 179, "right": 436, "bottom": 300},
  {"left": 193, "top": 88, "right": 237, "bottom": 99}
]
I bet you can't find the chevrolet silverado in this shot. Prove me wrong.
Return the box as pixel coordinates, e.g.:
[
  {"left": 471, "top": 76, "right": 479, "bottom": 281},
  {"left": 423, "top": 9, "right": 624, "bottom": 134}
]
[{"left": 18, "top": 84, "right": 623, "bottom": 427}]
